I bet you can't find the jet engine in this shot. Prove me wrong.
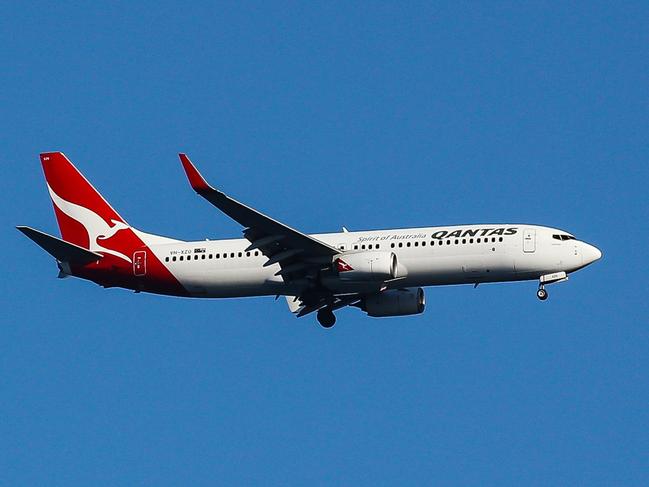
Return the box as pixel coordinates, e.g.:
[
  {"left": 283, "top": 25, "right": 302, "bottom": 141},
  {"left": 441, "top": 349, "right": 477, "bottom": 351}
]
[
  {"left": 362, "top": 288, "right": 425, "bottom": 317},
  {"left": 335, "top": 251, "right": 398, "bottom": 281}
]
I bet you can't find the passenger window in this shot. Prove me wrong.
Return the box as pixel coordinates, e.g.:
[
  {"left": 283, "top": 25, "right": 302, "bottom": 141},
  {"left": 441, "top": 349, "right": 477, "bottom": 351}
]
[
  {"left": 414, "top": 241, "right": 419, "bottom": 247},
  {"left": 455, "top": 240, "right": 459, "bottom": 244},
  {"left": 430, "top": 241, "right": 434, "bottom": 246},
  {"left": 209, "top": 254, "right": 213, "bottom": 259},
  {"left": 368, "top": 244, "right": 373, "bottom": 250},
  {"left": 172, "top": 256, "right": 176, "bottom": 262},
  {"left": 406, "top": 242, "right": 411, "bottom": 247},
  {"left": 255, "top": 251, "right": 259, "bottom": 256},
  {"left": 246, "top": 251, "right": 250, "bottom": 257},
  {"left": 391, "top": 243, "right": 395, "bottom": 248},
  {"left": 477, "top": 238, "right": 481, "bottom": 243},
  {"left": 223, "top": 253, "right": 227, "bottom": 259},
  {"left": 354, "top": 245, "right": 358, "bottom": 250},
  {"left": 398, "top": 242, "right": 403, "bottom": 248},
  {"left": 422, "top": 241, "right": 425, "bottom": 247},
  {"left": 165, "top": 257, "right": 169, "bottom": 262},
  {"left": 180, "top": 256, "right": 184, "bottom": 261},
  {"left": 462, "top": 239, "right": 466, "bottom": 244},
  {"left": 499, "top": 237, "right": 503, "bottom": 242},
  {"left": 238, "top": 252, "right": 242, "bottom": 257},
  {"left": 376, "top": 244, "right": 380, "bottom": 249},
  {"left": 361, "top": 244, "right": 366, "bottom": 250},
  {"left": 491, "top": 237, "right": 496, "bottom": 242},
  {"left": 202, "top": 254, "right": 205, "bottom": 259},
  {"left": 469, "top": 239, "right": 473, "bottom": 244},
  {"left": 195, "top": 255, "right": 199, "bottom": 260},
  {"left": 216, "top": 254, "right": 220, "bottom": 259},
  {"left": 447, "top": 240, "right": 451, "bottom": 245},
  {"left": 231, "top": 253, "right": 235, "bottom": 258}
]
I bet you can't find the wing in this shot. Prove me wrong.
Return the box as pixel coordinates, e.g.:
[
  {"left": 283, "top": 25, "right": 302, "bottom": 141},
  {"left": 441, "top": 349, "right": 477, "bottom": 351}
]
[{"left": 179, "top": 154, "right": 340, "bottom": 284}]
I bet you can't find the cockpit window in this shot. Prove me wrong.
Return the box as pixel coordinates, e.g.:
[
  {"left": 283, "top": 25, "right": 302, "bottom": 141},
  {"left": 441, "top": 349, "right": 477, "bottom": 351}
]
[{"left": 553, "top": 234, "right": 576, "bottom": 241}]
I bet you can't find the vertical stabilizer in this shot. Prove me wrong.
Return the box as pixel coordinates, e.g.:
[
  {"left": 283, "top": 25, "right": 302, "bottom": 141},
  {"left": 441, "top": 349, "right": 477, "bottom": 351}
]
[{"left": 39, "top": 152, "right": 136, "bottom": 263}]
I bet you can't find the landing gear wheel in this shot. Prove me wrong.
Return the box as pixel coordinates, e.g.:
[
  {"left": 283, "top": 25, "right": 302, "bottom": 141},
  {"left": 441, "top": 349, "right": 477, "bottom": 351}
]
[
  {"left": 537, "top": 288, "right": 548, "bottom": 301},
  {"left": 317, "top": 309, "right": 336, "bottom": 328}
]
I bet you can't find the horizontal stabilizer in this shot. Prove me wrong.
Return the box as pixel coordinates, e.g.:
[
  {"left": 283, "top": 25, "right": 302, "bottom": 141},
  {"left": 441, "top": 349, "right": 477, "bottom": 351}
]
[{"left": 17, "top": 226, "right": 103, "bottom": 265}]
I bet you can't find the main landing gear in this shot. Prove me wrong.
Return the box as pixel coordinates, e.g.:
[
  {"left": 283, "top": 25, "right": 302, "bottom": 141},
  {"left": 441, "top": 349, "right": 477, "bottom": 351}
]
[{"left": 317, "top": 308, "right": 336, "bottom": 328}]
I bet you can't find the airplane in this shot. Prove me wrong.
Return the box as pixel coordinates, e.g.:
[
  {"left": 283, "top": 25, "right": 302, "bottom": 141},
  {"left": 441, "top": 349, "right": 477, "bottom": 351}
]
[{"left": 17, "top": 152, "right": 602, "bottom": 328}]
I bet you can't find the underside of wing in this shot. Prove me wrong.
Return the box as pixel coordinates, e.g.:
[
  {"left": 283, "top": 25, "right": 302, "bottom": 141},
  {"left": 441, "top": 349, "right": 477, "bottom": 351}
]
[{"left": 285, "top": 291, "right": 363, "bottom": 317}]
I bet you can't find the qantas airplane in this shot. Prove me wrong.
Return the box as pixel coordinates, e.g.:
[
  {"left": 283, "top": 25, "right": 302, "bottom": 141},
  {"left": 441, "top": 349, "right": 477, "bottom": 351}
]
[{"left": 18, "top": 152, "right": 602, "bottom": 328}]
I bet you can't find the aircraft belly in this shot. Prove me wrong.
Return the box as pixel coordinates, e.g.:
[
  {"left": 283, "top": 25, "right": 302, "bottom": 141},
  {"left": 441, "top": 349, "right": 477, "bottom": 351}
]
[
  {"left": 405, "top": 252, "right": 517, "bottom": 286},
  {"left": 174, "top": 266, "right": 285, "bottom": 298}
]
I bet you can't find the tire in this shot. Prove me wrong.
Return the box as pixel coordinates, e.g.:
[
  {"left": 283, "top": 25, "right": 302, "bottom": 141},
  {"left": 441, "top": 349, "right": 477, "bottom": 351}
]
[
  {"left": 317, "top": 309, "right": 336, "bottom": 328},
  {"left": 537, "top": 288, "right": 548, "bottom": 301}
]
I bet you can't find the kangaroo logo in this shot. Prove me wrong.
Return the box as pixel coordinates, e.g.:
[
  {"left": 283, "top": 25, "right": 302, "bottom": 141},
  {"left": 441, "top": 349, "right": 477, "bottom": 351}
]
[
  {"left": 47, "top": 184, "right": 133, "bottom": 263},
  {"left": 335, "top": 258, "right": 354, "bottom": 272}
]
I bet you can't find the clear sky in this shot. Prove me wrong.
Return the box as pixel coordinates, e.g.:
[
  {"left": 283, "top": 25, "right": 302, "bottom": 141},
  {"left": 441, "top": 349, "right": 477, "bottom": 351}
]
[{"left": 2, "top": 1, "right": 648, "bottom": 485}]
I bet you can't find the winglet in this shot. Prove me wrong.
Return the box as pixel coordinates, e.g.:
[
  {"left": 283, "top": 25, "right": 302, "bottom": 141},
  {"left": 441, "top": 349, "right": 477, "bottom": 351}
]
[{"left": 179, "top": 153, "right": 213, "bottom": 192}]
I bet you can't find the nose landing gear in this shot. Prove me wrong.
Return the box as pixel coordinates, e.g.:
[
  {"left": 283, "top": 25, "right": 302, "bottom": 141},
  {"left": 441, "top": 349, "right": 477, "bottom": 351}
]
[
  {"left": 317, "top": 308, "right": 336, "bottom": 328},
  {"left": 536, "top": 286, "right": 548, "bottom": 301},
  {"left": 536, "top": 271, "right": 568, "bottom": 301}
]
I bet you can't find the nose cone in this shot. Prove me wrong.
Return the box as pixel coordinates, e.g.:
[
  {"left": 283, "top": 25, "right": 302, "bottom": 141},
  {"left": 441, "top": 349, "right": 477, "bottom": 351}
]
[{"left": 582, "top": 243, "right": 602, "bottom": 265}]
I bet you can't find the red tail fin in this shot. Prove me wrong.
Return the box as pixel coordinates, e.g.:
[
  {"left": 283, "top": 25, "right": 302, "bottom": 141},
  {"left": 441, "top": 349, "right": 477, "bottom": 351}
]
[{"left": 40, "top": 152, "right": 135, "bottom": 262}]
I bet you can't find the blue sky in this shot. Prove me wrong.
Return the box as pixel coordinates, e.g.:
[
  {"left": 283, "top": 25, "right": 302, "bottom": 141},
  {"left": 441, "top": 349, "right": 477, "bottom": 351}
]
[{"left": 2, "top": 1, "right": 648, "bottom": 485}]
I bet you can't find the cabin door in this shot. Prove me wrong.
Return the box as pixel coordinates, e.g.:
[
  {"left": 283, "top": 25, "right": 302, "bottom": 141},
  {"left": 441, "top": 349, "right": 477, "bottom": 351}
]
[
  {"left": 523, "top": 229, "right": 536, "bottom": 253},
  {"left": 133, "top": 250, "right": 147, "bottom": 276}
]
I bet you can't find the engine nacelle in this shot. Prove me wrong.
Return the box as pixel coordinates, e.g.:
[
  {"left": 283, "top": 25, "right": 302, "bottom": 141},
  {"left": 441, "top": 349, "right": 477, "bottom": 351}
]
[
  {"left": 363, "top": 288, "right": 425, "bottom": 317},
  {"left": 335, "top": 251, "right": 398, "bottom": 281}
]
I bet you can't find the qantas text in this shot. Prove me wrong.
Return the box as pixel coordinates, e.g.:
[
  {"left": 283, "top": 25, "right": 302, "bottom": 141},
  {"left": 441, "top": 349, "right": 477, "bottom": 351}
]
[{"left": 431, "top": 227, "right": 518, "bottom": 239}]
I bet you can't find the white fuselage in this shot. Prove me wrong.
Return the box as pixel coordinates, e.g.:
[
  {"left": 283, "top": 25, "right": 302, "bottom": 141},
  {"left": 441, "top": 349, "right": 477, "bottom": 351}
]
[{"left": 148, "top": 224, "right": 601, "bottom": 298}]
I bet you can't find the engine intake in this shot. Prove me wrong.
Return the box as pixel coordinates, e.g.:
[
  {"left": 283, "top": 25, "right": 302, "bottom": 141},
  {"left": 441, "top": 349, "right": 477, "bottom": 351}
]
[
  {"left": 363, "top": 288, "right": 425, "bottom": 317},
  {"left": 335, "top": 251, "right": 398, "bottom": 281}
]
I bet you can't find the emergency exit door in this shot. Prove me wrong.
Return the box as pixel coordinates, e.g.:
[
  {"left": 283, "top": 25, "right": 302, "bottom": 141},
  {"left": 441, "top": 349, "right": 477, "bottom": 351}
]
[
  {"left": 133, "top": 250, "right": 147, "bottom": 276},
  {"left": 523, "top": 228, "right": 536, "bottom": 253}
]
